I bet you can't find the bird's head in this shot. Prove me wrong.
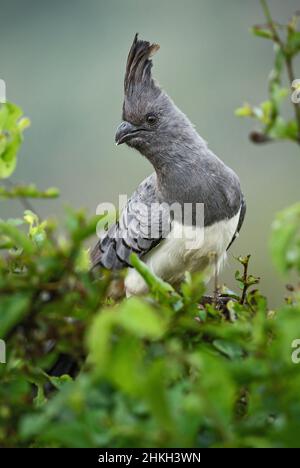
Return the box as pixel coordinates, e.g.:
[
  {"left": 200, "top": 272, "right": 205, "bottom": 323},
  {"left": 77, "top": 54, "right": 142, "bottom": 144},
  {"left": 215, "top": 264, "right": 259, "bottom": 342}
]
[{"left": 115, "top": 34, "right": 195, "bottom": 164}]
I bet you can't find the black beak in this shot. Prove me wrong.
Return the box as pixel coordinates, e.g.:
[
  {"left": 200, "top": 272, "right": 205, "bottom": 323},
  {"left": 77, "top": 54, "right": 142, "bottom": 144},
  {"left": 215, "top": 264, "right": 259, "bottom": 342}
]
[{"left": 115, "top": 121, "right": 140, "bottom": 145}]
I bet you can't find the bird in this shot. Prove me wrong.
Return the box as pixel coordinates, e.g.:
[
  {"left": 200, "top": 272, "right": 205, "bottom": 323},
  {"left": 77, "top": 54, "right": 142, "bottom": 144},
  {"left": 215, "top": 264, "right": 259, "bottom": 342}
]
[{"left": 91, "top": 34, "right": 246, "bottom": 296}]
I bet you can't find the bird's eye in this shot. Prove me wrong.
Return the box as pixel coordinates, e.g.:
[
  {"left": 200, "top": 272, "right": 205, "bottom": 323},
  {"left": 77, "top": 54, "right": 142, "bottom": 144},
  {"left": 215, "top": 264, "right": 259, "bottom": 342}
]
[{"left": 146, "top": 113, "right": 157, "bottom": 125}]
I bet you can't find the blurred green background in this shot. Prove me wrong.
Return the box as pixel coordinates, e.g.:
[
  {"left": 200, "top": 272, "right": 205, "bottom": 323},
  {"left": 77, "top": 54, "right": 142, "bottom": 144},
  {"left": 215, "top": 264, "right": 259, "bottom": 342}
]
[{"left": 1, "top": 0, "right": 299, "bottom": 305}]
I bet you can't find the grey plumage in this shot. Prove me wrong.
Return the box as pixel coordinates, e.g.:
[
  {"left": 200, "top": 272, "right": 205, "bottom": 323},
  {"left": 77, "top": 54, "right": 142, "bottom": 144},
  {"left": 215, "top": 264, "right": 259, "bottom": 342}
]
[{"left": 91, "top": 34, "right": 245, "bottom": 283}]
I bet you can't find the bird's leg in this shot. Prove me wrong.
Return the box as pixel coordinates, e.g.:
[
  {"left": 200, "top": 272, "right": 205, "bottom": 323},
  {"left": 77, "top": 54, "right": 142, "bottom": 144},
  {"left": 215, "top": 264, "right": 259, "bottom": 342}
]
[
  {"left": 212, "top": 252, "right": 219, "bottom": 306},
  {"left": 203, "top": 252, "right": 220, "bottom": 307}
]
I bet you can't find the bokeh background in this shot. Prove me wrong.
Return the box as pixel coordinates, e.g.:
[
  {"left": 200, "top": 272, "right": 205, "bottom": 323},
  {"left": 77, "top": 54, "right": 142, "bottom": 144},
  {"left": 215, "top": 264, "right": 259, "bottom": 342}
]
[{"left": 1, "top": 0, "right": 300, "bottom": 305}]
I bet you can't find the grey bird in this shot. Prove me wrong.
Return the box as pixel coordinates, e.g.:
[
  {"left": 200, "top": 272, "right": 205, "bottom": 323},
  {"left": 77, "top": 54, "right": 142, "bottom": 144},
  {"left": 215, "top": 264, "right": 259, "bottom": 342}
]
[{"left": 91, "top": 34, "right": 246, "bottom": 296}]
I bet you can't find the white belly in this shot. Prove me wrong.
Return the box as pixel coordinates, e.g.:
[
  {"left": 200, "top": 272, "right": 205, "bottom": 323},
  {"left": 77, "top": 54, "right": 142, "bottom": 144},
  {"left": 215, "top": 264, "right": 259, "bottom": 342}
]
[{"left": 125, "top": 210, "right": 241, "bottom": 296}]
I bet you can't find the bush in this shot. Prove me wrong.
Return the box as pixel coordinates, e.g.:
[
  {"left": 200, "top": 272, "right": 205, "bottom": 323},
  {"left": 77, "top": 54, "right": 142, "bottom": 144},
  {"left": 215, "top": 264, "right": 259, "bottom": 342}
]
[{"left": 1, "top": 191, "right": 300, "bottom": 447}]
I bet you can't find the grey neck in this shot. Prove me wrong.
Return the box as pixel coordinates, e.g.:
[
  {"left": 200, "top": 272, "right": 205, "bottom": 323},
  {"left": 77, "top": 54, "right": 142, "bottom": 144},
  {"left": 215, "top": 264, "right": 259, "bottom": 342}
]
[{"left": 144, "top": 133, "right": 211, "bottom": 202}]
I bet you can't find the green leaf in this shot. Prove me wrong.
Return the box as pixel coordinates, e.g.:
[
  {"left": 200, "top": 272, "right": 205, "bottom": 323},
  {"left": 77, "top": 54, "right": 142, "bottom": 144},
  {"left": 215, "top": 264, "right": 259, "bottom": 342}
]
[
  {"left": 287, "top": 30, "right": 300, "bottom": 56},
  {"left": 47, "top": 374, "right": 73, "bottom": 390},
  {"left": 260, "top": 100, "right": 273, "bottom": 124},
  {"left": 213, "top": 339, "right": 244, "bottom": 360},
  {"left": 268, "top": 44, "right": 285, "bottom": 89},
  {"left": 250, "top": 26, "right": 273, "bottom": 40},
  {"left": 118, "top": 297, "right": 167, "bottom": 339},
  {"left": 0, "top": 219, "right": 36, "bottom": 254},
  {"left": 235, "top": 103, "right": 253, "bottom": 117},
  {"left": 130, "top": 253, "right": 183, "bottom": 310},
  {"left": 269, "top": 117, "right": 298, "bottom": 141},
  {"left": 0, "top": 103, "right": 30, "bottom": 179},
  {"left": 0, "top": 293, "right": 31, "bottom": 337},
  {"left": 270, "top": 202, "right": 300, "bottom": 274},
  {"left": 0, "top": 184, "right": 60, "bottom": 199},
  {"left": 87, "top": 298, "right": 167, "bottom": 373},
  {"left": 24, "top": 210, "right": 39, "bottom": 227}
]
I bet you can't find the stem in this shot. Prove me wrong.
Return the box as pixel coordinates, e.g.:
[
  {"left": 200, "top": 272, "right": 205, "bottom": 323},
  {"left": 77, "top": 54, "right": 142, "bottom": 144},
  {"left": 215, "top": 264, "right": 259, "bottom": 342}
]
[
  {"left": 2, "top": 179, "right": 39, "bottom": 216},
  {"left": 286, "top": 56, "right": 300, "bottom": 142},
  {"left": 260, "top": 0, "right": 283, "bottom": 46},
  {"left": 260, "top": 0, "right": 300, "bottom": 143},
  {"left": 240, "top": 259, "right": 249, "bottom": 305}
]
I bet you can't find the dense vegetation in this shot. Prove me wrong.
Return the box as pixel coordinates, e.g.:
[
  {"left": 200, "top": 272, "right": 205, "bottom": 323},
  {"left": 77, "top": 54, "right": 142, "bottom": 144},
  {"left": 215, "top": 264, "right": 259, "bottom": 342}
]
[{"left": 0, "top": 1, "right": 300, "bottom": 448}]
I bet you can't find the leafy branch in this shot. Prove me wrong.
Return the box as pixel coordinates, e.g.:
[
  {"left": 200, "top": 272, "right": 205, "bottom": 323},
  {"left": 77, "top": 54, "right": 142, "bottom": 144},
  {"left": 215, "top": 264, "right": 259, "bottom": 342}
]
[
  {"left": 235, "top": 255, "right": 260, "bottom": 305},
  {"left": 236, "top": 0, "right": 300, "bottom": 145},
  {"left": 0, "top": 102, "right": 59, "bottom": 212}
]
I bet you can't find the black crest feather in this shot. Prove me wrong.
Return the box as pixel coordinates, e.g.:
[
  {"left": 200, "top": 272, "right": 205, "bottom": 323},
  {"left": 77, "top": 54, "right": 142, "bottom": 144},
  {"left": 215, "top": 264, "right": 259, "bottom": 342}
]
[{"left": 124, "top": 33, "right": 160, "bottom": 95}]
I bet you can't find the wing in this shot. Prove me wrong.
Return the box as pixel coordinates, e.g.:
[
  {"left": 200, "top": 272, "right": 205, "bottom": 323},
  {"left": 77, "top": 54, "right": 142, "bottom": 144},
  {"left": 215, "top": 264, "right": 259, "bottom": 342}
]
[
  {"left": 226, "top": 194, "right": 246, "bottom": 251},
  {"left": 91, "top": 173, "right": 171, "bottom": 269}
]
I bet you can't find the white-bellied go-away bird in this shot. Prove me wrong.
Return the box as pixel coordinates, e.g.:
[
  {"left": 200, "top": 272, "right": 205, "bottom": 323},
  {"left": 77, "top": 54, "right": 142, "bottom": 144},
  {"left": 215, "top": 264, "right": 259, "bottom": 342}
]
[{"left": 91, "top": 34, "right": 246, "bottom": 296}]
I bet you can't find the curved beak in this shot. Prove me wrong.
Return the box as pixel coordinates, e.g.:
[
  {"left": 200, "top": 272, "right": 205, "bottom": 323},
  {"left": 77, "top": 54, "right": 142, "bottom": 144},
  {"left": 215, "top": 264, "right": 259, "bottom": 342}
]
[{"left": 115, "top": 121, "right": 140, "bottom": 145}]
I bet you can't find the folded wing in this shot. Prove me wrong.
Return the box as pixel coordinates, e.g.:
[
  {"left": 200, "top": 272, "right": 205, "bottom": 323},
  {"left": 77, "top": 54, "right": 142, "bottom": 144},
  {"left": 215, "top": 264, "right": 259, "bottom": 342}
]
[{"left": 91, "top": 174, "right": 171, "bottom": 269}]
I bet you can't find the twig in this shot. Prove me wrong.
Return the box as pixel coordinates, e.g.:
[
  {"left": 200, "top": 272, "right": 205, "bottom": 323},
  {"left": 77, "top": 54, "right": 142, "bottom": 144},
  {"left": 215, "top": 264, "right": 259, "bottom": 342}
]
[
  {"left": 260, "top": 0, "right": 300, "bottom": 143},
  {"left": 2, "top": 179, "right": 39, "bottom": 216},
  {"left": 285, "top": 55, "right": 300, "bottom": 142},
  {"left": 260, "top": 0, "right": 284, "bottom": 47},
  {"left": 240, "top": 257, "right": 250, "bottom": 305}
]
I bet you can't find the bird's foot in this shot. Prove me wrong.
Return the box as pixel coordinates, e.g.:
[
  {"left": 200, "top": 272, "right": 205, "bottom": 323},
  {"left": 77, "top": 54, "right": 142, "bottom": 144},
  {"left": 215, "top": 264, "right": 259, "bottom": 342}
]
[{"left": 198, "top": 294, "right": 238, "bottom": 319}]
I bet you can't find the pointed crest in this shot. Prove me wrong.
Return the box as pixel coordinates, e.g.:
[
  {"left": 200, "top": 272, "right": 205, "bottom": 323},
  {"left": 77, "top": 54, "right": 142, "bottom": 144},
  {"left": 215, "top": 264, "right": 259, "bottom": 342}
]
[{"left": 124, "top": 33, "right": 160, "bottom": 95}]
